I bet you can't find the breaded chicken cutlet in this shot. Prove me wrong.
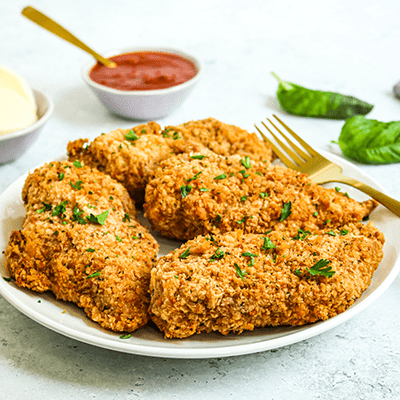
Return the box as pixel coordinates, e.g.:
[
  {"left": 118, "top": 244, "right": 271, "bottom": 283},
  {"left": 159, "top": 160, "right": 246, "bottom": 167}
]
[
  {"left": 149, "top": 224, "right": 384, "bottom": 338},
  {"left": 144, "top": 152, "right": 377, "bottom": 240},
  {"left": 4, "top": 161, "right": 158, "bottom": 333},
  {"left": 165, "top": 117, "right": 274, "bottom": 162},
  {"left": 67, "top": 119, "right": 273, "bottom": 203}
]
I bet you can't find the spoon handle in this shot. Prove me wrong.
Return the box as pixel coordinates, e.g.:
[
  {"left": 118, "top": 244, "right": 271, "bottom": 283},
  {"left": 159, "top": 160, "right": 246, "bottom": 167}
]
[{"left": 21, "top": 6, "right": 117, "bottom": 68}]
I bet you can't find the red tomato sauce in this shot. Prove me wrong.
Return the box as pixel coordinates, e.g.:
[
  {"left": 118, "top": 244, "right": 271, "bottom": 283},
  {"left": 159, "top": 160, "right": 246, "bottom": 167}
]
[{"left": 89, "top": 51, "right": 198, "bottom": 91}]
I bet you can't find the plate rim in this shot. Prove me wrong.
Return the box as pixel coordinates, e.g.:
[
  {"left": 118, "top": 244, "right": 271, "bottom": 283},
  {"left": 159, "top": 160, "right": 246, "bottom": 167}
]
[{"left": 0, "top": 150, "right": 399, "bottom": 359}]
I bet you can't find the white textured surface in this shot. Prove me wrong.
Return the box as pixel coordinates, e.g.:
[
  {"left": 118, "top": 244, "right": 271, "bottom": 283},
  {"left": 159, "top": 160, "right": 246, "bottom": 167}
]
[{"left": 1, "top": 0, "right": 400, "bottom": 398}]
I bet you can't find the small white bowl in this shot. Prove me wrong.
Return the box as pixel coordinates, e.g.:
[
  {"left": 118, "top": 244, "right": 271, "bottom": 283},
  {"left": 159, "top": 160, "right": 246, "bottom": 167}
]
[
  {"left": 0, "top": 89, "right": 54, "bottom": 164},
  {"left": 81, "top": 47, "right": 203, "bottom": 120}
]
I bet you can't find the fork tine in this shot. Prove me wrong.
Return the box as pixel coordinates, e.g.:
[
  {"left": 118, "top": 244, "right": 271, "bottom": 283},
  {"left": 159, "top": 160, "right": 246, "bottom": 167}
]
[
  {"left": 263, "top": 120, "right": 308, "bottom": 164},
  {"left": 254, "top": 124, "right": 298, "bottom": 170},
  {"left": 272, "top": 114, "right": 319, "bottom": 157},
  {"left": 266, "top": 118, "right": 311, "bottom": 161}
]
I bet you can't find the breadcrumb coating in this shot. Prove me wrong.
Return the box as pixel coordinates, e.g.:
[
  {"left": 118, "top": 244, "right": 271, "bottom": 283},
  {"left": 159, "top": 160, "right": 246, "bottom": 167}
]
[
  {"left": 166, "top": 117, "right": 274, "bottom": 162},
  {"left": 4, "top": 161, "right": 158, "bottom": 332},
  {"left": 149, "top": 224, "right": 384, "bottom": 338},
  {"left": 144, "top": 152, "right": 377, "bottom": 240},
  {"left": 67, "top": 118, "right": 274, "bottom": 203}
]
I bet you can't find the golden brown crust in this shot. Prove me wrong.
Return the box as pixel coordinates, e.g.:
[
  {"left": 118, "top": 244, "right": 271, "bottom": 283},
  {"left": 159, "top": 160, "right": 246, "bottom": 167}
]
[
  {"left": 5, "top": 161, "right": 158, "bottom": 332},
  {"left": 67, "top": 122, "right": 174, "bottom": 204},
  {"left": 149, "top": 224, "right": 384, "bottom": 338},
  {"left": 166, "top": 117, "right": 274, "bottom": 162},
  {"left": 144, "top": 152, "right": 377, "bottom": 240},
  {"left": 67, "top": 119, "right": 274, "bottom": 203}
]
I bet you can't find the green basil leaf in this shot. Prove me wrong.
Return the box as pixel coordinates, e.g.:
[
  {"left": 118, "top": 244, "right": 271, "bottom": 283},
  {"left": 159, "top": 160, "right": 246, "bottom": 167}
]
[
  {"left": 272, "top": 73, "right": 373, "bottom": 120},
  {"left": 338, "top": 115, "right": 400, "bottom": 164}
]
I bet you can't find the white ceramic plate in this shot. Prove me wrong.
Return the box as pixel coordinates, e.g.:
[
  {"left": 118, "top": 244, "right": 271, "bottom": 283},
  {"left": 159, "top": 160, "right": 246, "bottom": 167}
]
[{"left": 0, "top": 152, "right": 399, "bottom": 359}]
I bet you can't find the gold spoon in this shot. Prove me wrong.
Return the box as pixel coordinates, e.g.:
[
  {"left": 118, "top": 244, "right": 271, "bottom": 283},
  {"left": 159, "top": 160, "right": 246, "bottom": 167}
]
[{"left": 22, "top": 6, "right": 117, "bottom": 68}]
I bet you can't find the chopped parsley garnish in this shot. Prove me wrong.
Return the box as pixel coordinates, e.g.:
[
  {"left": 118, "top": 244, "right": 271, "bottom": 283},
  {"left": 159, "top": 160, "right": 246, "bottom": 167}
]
[
  {"left": 279, "top": 201, "right": 292, "bottom": 222},
  {"left": 58, "top": 172, "right": 64, "bottom": 181},
  {"left": 335, "top": 187, "right": 341, "bottom": 192},
  {"left": 262, "top": 236, "right": 276, "bottom": 250},
  {"left": 210, "top": 234, "right": 217, "bottom": 245},
  {"left": 115, "top": 234, "right": 122, "bottom": 242},
  {"left": 256, "top": 171, "right": 262, "bottom": 176},
  {"left": 215, "top": 214, "right": 222, "bottom": 223},
  {"left": 190, "top": 155, "right": 206, "bottom": 160},
  {"left": 340, "top": 229, "right": 349, "bottom": 236},
  {"left": 242, "top": 251, "right": 257, "bottom": 257},
  {"left": 86, "top": 271, "right": 101, "bottom": 279},
  {"left": 174, "top": 275, "right": 179, "bottom": 279},
  {"left": 293, "top": 228, "right": 311, "bottom": 241},
  {"left": 210, "top": 247, "right": 225, "bottom": 261},
  {"left": 313, "top": 211, "right": 318, "bottom": 217},
  {"left": 214, "top": 173, "right": 227, "bottom": 180},
  {"left": 162, "top": 128, "right": 171, "bottom": 137},
  {"left": 180, "top": 184, "right": 192, "bottom": 198},
  {"left": 237, "top": 215, "right": 250, "bottom": 224},
  {"left": 179, "top": 247, "right": 191, "bottom": 259},
  {"left": 109, "top": 196, "right": 114, "bottom": 200},
  {"left": 3, "top": 277, "right": 12, "bottom": 282},
  {"left": 187, "top": 171, "right": 202, "bottom": 182},
  {"left": 172, "top": 131, "right": 181, "bottom": 140},
  {"left": 36, "top": 202, "right": 52, "bottom": 214},
  {"left": 260, "top": 192, "right": 268, "bottom": 199},
  {"left": 241, "top": 156, "right": 251, "bottom": 169},
  {"left": 86, "top": 248, "right": 95, "bottom": 252},
  {"left": 234, "top": 263, "right": 248, "bottom": 280},
  {"left": 120, "top": 334, "right": 131, "bottom": 339},
  {"left": 122, "top": 213, "right": 131, "bottom": 223},
  {"left": 70, "top": 180, "right": 83, "bottom": 190},
  {"left": 73, "top": 160, "right": 83, "bottom": 168},
  {"left": 242, "top": 252, "right": 258, "bottom": 266},
  {"left": 294, "top": 269, "right": 302, "bottom": 276},
  {"left": 72, "top": 205, "right": 87, "bottom": 224},
  {"left": 52, "top": 201, "right": 68, "bottom": 217},
  {"left": 327, "top": 229, "right": 336, "bottom": 236},
  {"left": 344, "top": 192, "right": 350, "bottom": 198},
  {"left": 240, "top": 196, "right": 247, "bottom": 202},
  {"left": 124, "top": 130, "right": 139, "bottom": 141},
  {"left": 307, "top": 259, "right": 335, "bottom": 278},
  {"left": 86, "top": 210, "right": 110, "bottom": 225},
  {"left": 239, "top": 169, "right": 249, "bottom": 178},
  {"left": 200, "top": 188, "right": 210, "bottom": 192}
]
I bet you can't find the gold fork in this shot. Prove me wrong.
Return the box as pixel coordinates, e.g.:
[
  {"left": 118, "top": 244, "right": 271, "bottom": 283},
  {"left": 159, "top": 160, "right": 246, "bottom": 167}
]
[{"left": 255, "top": 114, "right": 400, "bottom": 217}]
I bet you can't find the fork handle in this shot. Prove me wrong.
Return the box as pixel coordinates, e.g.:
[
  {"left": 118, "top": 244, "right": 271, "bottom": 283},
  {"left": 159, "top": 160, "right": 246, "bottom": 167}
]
[{"left": 333, "top": 175, "right": 400, "bottom": 217}]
